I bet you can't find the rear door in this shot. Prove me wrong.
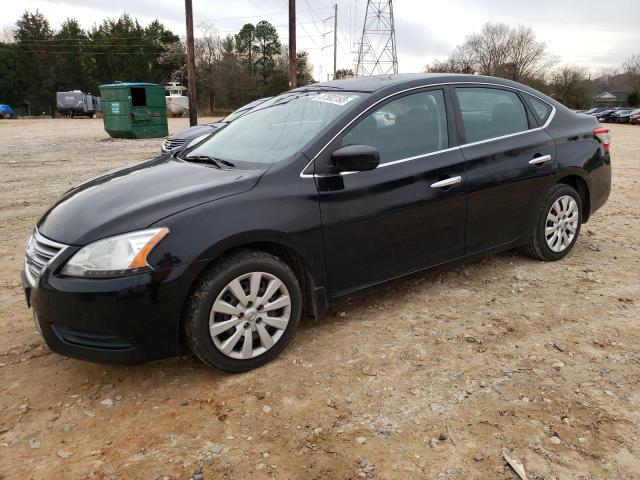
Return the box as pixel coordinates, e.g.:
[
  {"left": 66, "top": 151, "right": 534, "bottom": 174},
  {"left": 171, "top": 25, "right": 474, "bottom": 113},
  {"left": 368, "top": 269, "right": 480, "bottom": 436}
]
[
  {"left": 314, "top": 88, "right": 467, "bottom": 297},
  {"left": 453, "top": 86, "right": 557, "bottom": 254}
]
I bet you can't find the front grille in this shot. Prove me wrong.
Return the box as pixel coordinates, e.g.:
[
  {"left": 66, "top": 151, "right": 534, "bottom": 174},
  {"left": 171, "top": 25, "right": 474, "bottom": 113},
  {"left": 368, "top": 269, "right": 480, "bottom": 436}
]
[
  {"left": 162, "top": 137, "right": 186, "bottom": 151},
  {"left": 24, "top": 229, "right": 67, "bottom": 285}
]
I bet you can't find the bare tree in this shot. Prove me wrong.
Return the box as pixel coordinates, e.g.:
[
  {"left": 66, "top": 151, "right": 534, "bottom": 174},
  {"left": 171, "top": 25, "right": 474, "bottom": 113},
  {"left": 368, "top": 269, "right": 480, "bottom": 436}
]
[
  {"left": 194, "top": 23, "right": 225, "bottom": 112},
  {"left": 504, "top": 25, "right": 556, "bottom": 81},
  {"left": 156, "top": 41, "right": 186, "bottom": 83},
  {"left": 425, "top": 45, "right": 474, "bottom": 74},
  {"left": 622, "top": 53, "right": 640, "bottom": 92},
  {"left": 425, "top": 23, "right": 556, "bottom": 82},
  {"left": 0, "top": 26, "right": 14, "bottom": 43},
  {"left": 550, "top": 65, "right": 590, "bottom": 108},
  {"left": 466, "top": 23, "right": 512, "bottom": 77}
]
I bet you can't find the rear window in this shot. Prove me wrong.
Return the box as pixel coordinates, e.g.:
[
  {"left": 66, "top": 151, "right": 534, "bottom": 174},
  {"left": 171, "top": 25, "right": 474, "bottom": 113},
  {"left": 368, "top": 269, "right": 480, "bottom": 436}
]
[{"left": 523, "top": 94, "right": 553, "bottom": 124}]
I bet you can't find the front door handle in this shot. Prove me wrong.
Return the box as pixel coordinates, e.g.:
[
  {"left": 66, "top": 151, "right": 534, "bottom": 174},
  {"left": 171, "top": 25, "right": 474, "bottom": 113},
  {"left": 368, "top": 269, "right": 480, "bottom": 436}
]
[
  {"left": 529, "top": 154, "right": 552, "bottom": 165},
  {"left": 430, "top": 176, "right": 462, "bottom": 189}
]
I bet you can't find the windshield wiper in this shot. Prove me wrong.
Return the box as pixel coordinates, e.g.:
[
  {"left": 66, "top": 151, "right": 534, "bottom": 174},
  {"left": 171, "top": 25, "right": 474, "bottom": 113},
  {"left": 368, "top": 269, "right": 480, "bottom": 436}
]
[
  {"left": 215, "top": 158, "right": 236, "bottom": 167},
  {"left": 183, "top": 155, "right": 236, "bottom": 168}
]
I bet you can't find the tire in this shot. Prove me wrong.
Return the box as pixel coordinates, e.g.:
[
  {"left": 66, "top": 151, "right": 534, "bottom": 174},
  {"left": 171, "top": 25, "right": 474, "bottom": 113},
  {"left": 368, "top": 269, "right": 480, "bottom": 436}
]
[
  {"left": 520, "top": 184, "right": 582, "bottom": 261},
  {"left": 183, "top": 249, "right": 302, "bottom": 372}
]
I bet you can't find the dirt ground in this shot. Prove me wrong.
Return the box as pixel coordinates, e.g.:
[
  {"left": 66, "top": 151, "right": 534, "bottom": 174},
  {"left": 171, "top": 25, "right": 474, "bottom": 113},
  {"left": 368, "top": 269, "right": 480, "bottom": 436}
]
[{"left": 0, "top": 118, "right": 638, "bottom": 480}]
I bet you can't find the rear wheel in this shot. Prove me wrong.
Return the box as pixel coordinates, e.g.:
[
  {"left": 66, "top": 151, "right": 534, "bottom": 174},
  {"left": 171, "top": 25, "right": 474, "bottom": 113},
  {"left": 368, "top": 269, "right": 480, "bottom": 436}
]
[
  {"left": 521, "top": 184, "right": 582, "bottom": 261},
  {"left": 183, "top": 249, "right": 302, "bottom": 372}
]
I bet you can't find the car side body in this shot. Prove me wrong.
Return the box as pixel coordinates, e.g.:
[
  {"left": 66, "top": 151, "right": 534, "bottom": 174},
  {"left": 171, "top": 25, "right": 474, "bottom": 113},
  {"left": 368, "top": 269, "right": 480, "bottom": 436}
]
[{"left": 23, "top": 73, "right": 611, "bottom": 367}]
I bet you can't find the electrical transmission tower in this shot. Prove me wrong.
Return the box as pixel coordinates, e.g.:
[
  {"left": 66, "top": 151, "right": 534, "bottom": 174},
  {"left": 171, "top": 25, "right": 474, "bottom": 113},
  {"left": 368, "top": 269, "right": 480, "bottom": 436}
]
[{"left": 355, "top": 0, "right": 398, "bottom": 76}]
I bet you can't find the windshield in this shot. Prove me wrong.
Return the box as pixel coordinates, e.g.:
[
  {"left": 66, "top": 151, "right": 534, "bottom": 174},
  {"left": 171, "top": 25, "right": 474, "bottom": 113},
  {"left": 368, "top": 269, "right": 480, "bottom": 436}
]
[
  {"left": 222, "top": 99, "right": 267, "bottom": 123},
  {"left": 188, "top": 91, "right": 366, "bottom": 167}
]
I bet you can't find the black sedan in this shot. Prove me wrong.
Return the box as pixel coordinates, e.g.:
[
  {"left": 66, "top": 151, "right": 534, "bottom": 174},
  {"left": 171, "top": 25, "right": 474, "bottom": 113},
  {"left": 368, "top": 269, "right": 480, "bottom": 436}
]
[
  {"left": 611, "top": 108, "right": 640, "bottom": 124},
  {"left": 584, "top": 107, "right": 611, "bottom": 116},
  {"left": 595, "top": 109, "right": 619, "bottom": 123},
  {"left": 23, "top": 74, "right": 611, "bottom": 372},
  {"left": 160, "top": 97, "right": 271, "bottom": 153}
]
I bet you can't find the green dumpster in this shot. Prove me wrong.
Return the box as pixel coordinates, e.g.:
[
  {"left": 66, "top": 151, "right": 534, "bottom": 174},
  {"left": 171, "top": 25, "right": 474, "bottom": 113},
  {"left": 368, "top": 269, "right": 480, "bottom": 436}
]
[{"left": 99, "top": 82, "right": 168, "bottom": 139}]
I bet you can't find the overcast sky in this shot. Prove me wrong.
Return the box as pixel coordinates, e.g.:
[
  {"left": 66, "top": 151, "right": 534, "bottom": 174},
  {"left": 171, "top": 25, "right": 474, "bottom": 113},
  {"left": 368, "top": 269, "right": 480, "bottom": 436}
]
[{"left": 3, "top": 0, "right": 639, "bottom": 80}]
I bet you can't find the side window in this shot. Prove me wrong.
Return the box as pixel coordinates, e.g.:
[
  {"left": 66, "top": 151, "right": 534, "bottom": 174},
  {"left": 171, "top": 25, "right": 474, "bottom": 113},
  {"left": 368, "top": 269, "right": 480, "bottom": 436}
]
[
  {"left": 455, "top": 87, "right": 529, "bottom": 143},
  {"left": 523, "top": 93, "right": 553, "bottom": 124},
  {"left": 342, "top": 90, "right": 448, "bottom": 164}
]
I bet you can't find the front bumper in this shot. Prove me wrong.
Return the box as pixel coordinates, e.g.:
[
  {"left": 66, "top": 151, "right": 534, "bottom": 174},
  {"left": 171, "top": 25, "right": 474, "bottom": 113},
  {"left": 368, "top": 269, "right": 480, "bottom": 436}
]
[{"left": 22, "top": 261, "right": 201, "bottom": 365}]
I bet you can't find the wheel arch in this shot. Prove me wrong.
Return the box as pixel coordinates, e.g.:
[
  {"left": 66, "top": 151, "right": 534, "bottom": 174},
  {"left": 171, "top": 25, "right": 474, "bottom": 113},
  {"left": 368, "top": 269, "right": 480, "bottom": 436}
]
[
  {"left": 238, "top": 240, "right": 325, "bottom": 319},
  {"left": 556, "top": 173, "right": 591, "bottom": 222},
  {"left": 183, "top": 232, "right": 327, "bottom": 325}
]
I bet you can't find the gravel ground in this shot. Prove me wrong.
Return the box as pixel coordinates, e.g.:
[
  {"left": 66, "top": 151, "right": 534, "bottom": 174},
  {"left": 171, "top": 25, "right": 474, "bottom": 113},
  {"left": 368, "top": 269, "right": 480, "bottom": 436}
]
[{"left": 0, "top": 118, "right": 639, "bottom": 479}]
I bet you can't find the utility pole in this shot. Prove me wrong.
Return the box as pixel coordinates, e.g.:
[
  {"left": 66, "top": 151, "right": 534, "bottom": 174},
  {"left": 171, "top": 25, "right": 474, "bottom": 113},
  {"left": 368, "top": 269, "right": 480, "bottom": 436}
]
[
  {"left": 184, "top": 0, "right": 198, "bottom": 126},
  {"left": 288, "top": 0, "right": 297, "bottom": 90},
  {"left": 333, "top": 3, "right": 337, "bottom": 79}
]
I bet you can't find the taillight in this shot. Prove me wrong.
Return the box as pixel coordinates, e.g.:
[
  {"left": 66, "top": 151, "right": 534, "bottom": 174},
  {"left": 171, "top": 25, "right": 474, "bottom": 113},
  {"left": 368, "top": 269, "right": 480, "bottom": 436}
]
[{"left": 593, "top": 127, "right": 610, "bottom": 152}]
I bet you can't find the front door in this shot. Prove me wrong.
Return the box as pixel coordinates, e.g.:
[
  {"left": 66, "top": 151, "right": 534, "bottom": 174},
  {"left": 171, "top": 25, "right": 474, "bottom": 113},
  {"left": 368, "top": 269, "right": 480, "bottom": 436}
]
[{"left": 314, "top": 88, "right": 468, "bottom": 298}]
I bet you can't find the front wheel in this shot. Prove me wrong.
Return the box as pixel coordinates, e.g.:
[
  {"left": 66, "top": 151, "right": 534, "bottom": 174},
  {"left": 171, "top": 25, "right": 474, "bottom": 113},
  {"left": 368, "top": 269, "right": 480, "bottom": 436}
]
[
  {"left": 521, "top": 184, "right": 582, "bottom": 261},
  {"left": 183, "top": 249, "right": 302, "bottom": 372}
]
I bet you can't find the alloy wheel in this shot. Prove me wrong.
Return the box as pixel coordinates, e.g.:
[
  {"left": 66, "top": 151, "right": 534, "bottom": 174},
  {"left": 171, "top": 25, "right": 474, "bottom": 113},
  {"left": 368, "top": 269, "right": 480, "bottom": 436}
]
[
  {"left": 545, "top": 195, "right": 579, "bottom": 253},
  {"left": 209, "top": 272, "right": 291, "bottom": 360}
]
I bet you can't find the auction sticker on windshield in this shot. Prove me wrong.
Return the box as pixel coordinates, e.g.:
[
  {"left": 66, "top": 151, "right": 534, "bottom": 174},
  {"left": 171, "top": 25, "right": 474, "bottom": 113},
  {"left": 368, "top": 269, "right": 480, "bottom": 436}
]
[{"left": 312, "top": 93, "right": 359, "bottom": 106}]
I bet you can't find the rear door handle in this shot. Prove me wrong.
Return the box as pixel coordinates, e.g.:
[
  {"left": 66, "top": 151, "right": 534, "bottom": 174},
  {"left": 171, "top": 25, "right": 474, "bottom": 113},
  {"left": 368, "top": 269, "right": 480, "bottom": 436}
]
[
  {"left": 430, "top": 176, "right": 462, "bottom": 189},
  {"left": 529, "top": 154, "right": 552, "bottom": 165}
]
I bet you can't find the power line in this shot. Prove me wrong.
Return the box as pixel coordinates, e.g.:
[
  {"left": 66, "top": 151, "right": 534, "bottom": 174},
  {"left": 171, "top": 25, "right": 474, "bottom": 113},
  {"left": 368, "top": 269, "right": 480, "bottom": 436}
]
[
  {"left": 303, "top": 0, "right": 327, "bottom": 36},
  {"left": 13, "top": 20, "right": 322, "bottom": 43},
  {"left": 3, "top": 33, "right": 324, "bottom": 53},
  {"left": 0, "top": 49, "right": 166, "bottom": 55},
  {"left": 198, "top": 6, "right": 332, "bottom": 23}
]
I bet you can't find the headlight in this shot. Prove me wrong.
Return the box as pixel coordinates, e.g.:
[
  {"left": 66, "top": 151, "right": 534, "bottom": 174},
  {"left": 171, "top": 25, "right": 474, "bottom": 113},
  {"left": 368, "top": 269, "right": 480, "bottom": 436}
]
[
  {"left": 61, "top": 228, "right": 169, "bottom": 278},
  {"left": 185, "top": 133, "right": 210, "bottom": 149}
]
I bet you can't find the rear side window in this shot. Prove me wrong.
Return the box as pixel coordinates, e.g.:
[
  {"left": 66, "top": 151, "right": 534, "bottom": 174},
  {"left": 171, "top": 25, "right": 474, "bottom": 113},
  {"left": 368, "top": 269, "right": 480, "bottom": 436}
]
[
  {"left": 455, "top": 87, "right": 529, "bottom": 143},
  {"left": 523, "top": 93, "right": 553, "bottom": 124},
  {"left": 342, "top": 90, "right": 448, "bottom": 164}
]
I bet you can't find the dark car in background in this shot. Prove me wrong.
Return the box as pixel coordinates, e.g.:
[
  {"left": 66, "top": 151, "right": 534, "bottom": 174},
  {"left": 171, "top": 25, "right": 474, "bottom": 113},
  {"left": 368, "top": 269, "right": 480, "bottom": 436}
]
[
  {"left": 160, "top": 97, "right": 271, "bottom": 153},
  {"left": 594, "top": 109, "right": 618, "bottom": 122},
  {"left": 584, "top": 107, "right": 611, "bottom": 116},
  {"left": 22, "top": 74, "right": 611, "bottom": 372},
  {"left": 612, "top": 108, "right": 640, "bottom": 124}
]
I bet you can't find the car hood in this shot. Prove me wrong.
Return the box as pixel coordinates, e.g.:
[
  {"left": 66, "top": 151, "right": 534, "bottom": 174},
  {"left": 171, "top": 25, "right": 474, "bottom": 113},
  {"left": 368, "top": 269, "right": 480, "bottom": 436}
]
[
  {"left": 38, "top": 156, "right": 262, "bottom": 245},
  {"left": 168, "top": 123, "right": 225, "bottom": 140}
]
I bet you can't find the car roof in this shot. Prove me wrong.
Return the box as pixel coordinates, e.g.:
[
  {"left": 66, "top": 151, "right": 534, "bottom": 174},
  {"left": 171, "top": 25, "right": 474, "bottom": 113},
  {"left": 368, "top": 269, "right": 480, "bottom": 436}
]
[{"left": 294, "top": 73, "right": 543, "bottom": 94}]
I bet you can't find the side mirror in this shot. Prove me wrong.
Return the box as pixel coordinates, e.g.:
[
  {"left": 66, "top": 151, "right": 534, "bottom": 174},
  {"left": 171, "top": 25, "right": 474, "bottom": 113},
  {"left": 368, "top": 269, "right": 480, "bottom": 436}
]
[{"left": 331, "top": 145, "right": 380, "bottom": 173}]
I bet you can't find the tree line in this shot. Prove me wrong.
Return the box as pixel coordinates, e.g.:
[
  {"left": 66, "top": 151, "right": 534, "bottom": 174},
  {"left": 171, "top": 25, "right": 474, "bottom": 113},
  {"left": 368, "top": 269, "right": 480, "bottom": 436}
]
[
  {"left": 425, "top": 23, "right": 640, "bottom": 109},
  {"left": 0, "top": 10, "right": 313, "bottom": 115},
  {"left": 2, "top": 12, "right": 639, "bottom": 115}
]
